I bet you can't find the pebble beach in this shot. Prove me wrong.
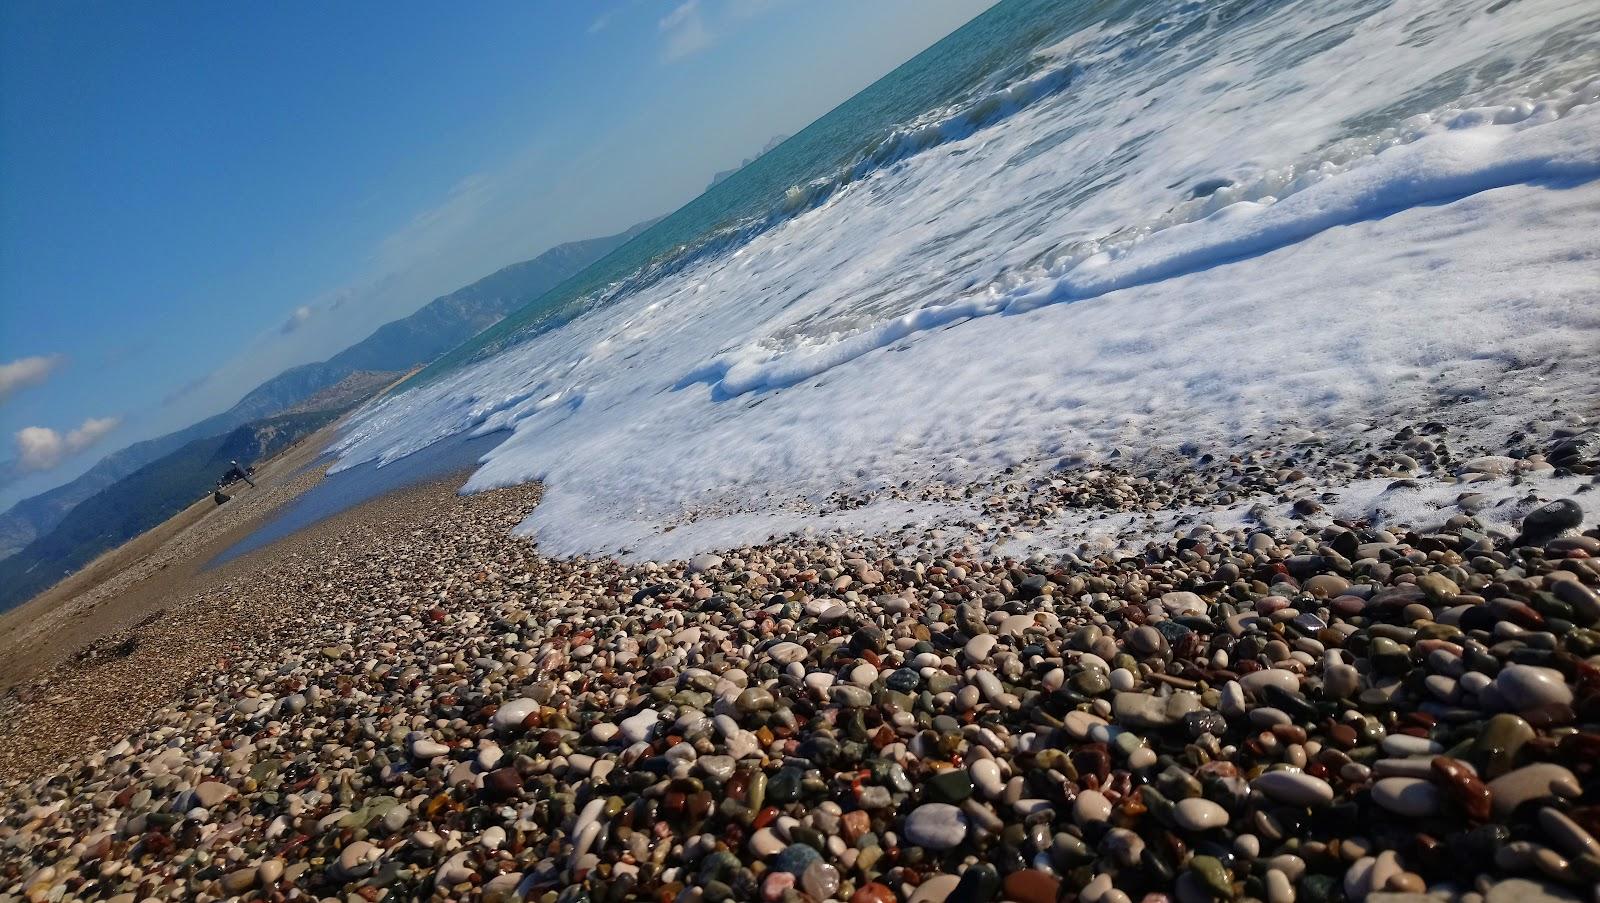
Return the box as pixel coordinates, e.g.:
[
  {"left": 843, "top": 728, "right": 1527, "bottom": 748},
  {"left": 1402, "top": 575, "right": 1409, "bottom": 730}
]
[
  {"left": 1, "top": 417, "right": 1597, "bottom": 903},
  {"left": 5, "top": 0, "right": 1600, "bottom": 900}
]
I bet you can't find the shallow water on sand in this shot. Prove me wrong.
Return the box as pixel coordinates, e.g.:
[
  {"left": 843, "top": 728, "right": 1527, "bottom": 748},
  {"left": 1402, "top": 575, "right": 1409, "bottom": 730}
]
[{"left": 207, "top": 431, "right": 507, "bottom": 569}]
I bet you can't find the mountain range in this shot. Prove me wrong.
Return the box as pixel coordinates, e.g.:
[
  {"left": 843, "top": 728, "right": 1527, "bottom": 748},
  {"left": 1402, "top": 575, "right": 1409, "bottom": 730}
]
[{"left": 0, "top": 217, "right": 657, "bottom": 604}]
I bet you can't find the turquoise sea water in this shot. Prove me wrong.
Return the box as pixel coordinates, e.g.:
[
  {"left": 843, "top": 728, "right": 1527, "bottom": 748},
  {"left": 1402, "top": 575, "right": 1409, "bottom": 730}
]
[
  {"left": 423, "top": 0, "right": 1107, "bottom": 376},
  {"left": 335, "top": 0, "right": 1600, "bottom": 560}
]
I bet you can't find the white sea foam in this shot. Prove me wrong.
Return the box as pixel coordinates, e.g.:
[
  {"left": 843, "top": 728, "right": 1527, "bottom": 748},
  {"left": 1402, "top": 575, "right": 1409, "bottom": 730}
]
[
  {"left": 332, "top": 0, "right": 1600, "bottom": 559},
  {"left": 714, "top": 94, "right": 1600, "bottom": 396}
]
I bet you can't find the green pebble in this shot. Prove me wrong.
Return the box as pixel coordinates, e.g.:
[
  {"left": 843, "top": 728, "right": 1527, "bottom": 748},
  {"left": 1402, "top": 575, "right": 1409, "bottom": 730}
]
[
  {"left": 924, "top": 769, "right": 974, "bottom": 804},
  {"left": 1189, "top": 855, "right": 1233, "bottom": 898}
]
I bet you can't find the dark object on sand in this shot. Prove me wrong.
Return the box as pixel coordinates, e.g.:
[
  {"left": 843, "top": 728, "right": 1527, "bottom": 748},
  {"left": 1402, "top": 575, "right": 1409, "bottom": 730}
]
[
  {"left": 213, "top": 487, "right": 231, "bottom": 506},
  {"left": 224, "top": 459, "right": 256, "bottom": 488}
]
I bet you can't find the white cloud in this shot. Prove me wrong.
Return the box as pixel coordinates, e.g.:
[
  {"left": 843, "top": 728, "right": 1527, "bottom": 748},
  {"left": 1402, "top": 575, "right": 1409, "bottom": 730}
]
[
  {"left": 0, "top": 355, "right": 62, "bottom": 403},
  {"left": 279, "top": 305, "right": 315, "bottom": 334},
  {"left": 68, "top": 416, "right": 120, "bottom": 450},
  {"left": 14, "top": 427, "right": 61, "bottom": 471},
  {"left": 14, "top": 415, "right": 121, "bottom": 472},
  {"left": 659, "top": 0, "right": 713, "bottom": 62}
]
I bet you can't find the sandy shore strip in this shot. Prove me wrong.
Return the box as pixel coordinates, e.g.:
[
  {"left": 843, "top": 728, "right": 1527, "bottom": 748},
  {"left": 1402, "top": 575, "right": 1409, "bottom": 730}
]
[
  {"left": 0, "top": 426, "right": 338, "bottom": 701},
  {"left": 0, "top": 418, "right": 1597, "bottom": 903}
]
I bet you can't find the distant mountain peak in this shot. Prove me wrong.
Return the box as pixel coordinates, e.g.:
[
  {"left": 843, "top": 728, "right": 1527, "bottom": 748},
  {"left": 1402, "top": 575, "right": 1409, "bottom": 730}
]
[{"left": 708, "top": 133, "right": 791, "bottom": 190}]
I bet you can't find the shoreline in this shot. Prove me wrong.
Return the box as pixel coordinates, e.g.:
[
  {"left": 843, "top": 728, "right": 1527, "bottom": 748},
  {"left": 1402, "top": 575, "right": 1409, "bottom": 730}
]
[
  {"left": 204, "top": 430, "right": 506, "bottom": 572},
  {"left": 0, "top": 413, "right": 1595, "bottom": 902}
]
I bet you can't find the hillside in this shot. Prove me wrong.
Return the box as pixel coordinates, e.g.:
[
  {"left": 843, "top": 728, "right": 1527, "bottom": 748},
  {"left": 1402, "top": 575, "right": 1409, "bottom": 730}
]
[
  {"left": 280, "top": 370, "right": 405, "bottom": 416},
  {"left": 0, "top": 410, "right": 339, "bottom": 610},
  {"left": 0, "top": 218, "right": 654, "bottom": 560}
]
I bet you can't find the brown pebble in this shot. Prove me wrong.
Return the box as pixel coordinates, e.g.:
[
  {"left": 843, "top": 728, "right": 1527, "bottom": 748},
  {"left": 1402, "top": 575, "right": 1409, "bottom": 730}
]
[
  {"left": 1003, "top": 869, "right": 1061, "bottom": 903},
  {"left": 1432, "top": 756, "right": 1491, "bottom": 822},
  {"left": 1386, "top": 871, "right": 1426, "bottom": 893}
]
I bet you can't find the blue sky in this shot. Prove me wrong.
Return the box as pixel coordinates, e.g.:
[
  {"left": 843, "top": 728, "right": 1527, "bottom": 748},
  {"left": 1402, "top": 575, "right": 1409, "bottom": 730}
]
[{"left": 0, "top": 0, "right": 994, "bottom": 507}]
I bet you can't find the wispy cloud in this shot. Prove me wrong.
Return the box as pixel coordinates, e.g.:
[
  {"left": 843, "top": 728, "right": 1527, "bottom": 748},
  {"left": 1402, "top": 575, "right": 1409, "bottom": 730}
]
[
  {"left": 161, "top": 374, "right": 209, "bottom": 407},
  {"left": 659, "top": 0, "right": 713, "bottom": 62},
  {"left": 727, "top": 0, "right": 781, "bottom": 20},
  {"left": 13, "top": 415, "right": 121, "bottom": 472},
  {"left": 153, "top": 170, "right": 511, "bottom": 424},
  {"left": 589, "top": 0, "right": 651, "bottom": 36},
  {"left": 652, "top": 0, "right": 788, "bottom": 63},
  {"left": 373, "top": 172, "right": 496, "bottom": 271},
  {"left": 0, "top": 355, "right": 63, "bottom": 403},
  {"left": 201, "top": 181, "right": 474, "bottom": 396},
  {"left": 659, "top": 0, "right": 700, "bottom": 30}
]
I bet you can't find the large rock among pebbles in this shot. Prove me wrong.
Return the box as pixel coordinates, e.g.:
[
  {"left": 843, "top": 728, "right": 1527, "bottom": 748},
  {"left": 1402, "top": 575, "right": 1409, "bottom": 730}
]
[
  {"left": 1160, "top": 591, "right": 1207, "bottom": 616},
  {"left": 330, "top": 840, "right": 381, "bottom": 880},
  {"left": 1515, "top": 499, "right": 1582, "bottom": 546},
  {"left": 191, "top": 782, "right": 235, "bottom": 809},
  {"left": 1483, "top": 878, "right": 1583, "bottom": 903},
  {"left": 687, "top": 553, "right": 723, "bottom": 573},
  {"left": 903, "top": 803, "right": 969, "bottom": 850},
  {"left": 409, "top": 737, "right": 449, "bottom": 759},
  {"left": 492, "top": 698, "right": 539, "bottom": 731},
  {"left": 1251, "top": 771, "right": 1334, "bottom": 806},
  {"left": 765, "top": 642, "right": 808, "bottom": 665},
  {"left": 1371, "top": 777, "right": 1442, "bottom": 817},
  {"left": 1491, "top": 665, "right": 1573, "bottom": 711},
  {"left": 620, "top": 708, "right": 661, "bottom": 744},
  {"left": 1486, "top": 763, "right": 1581, "bottom": 818},
  {"left": 1112, "top": 690, "right": 1203, "bottom": 729}
]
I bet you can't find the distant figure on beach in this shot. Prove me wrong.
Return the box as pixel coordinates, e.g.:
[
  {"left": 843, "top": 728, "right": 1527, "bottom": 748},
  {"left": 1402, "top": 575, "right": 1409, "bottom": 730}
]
[{"left": 224, "top": 459, "right": 255, "bottom": 488}]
